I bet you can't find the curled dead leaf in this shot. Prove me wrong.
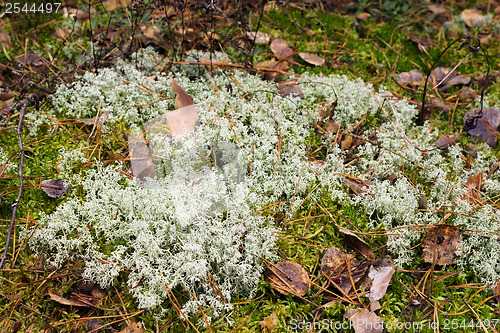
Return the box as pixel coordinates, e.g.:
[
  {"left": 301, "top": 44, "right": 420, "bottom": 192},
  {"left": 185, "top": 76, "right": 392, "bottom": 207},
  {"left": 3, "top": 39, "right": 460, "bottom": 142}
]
[
  {"left": 462, "top": 172, "right": 483, "bottom": 204},
  {"left": 270, "top": 38, "right": 294, "bottom": 60},
  {"left": 325, "top": 119, "right": 339, "bottom": 133},
  {"left": 260, "top": 312, "right": 279, "bottom": 333},
  {"left": 265, "top": 260, "right": 310, "bottom": 296},
  {"left": 434, "top": 132, "right": 460, "bottom": 149},
  {"left": 344, "top": 308, "right": 383, "bottom": 333},
  {"left": 367, "top": 265, "right": 395, "bottom": 302},
  {"left": 298, "top": 52, "right": 325, "bottom": 66},
  {"left": 464, "top": 107, "right": 500, "bottom": 148},
  {"left": 245, "top": 31, "right": 271, "bottom": 44},
  {"left": 278, "top": 81, "right": 304, "bottom": 98},
  {"left": 128, "top": 132, "right": 156, "bottom": 181},
  {"left": 321, "top": 246, "right": 369, "bottom": 294},
  {"left": 167, "top": 79, "right": 199, "bottom": 136},
  {"left": 0, "top": 31, "right": 11, "bottom": 50},
  {"left": 344, "top": 176, "right": 371, "bottom": 196},
  {"left": 395, "top": 69, "right": 423, "bottom": 87},
  {"left": 428, "top": 4, "right": 448, "bottom": 15},
  {"left": 461, "top": 8, "right": 485, "bottom": 27},
  {"left": 338, "top": 227, "right": 375, "bottom": 260},
  {"left": 48, "top": 290, "right": 89, "bottom": 307},
  {"left": 41, "top": 179, "right": 69, "bottom": 198},
  {"left": 421, "top": 224, "right": 462, "bottom": 265}
]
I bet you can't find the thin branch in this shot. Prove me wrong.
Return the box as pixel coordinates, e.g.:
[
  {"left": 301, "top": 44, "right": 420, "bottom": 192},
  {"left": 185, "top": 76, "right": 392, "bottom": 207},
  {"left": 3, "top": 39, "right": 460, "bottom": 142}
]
[{"left": 0, "top": 94, "right": 35, "bottom": 270}]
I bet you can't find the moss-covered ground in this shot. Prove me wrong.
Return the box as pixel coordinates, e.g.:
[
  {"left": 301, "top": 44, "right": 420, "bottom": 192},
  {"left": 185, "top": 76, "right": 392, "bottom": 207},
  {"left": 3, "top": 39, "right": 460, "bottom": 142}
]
[{"left": 0, "top": 0, "right": 499, "bottom": 332}]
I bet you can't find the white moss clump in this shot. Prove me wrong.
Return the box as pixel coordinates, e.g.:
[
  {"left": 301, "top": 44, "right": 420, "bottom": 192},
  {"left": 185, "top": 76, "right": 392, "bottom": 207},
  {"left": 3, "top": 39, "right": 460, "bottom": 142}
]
[{"left": 28, "top": 49, "right": 500, "bottom": 322}]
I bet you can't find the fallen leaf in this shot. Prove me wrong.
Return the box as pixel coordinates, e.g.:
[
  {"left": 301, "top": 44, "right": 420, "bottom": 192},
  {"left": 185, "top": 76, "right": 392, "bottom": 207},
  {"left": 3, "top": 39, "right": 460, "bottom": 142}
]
[
  {"left": 341, "top": 135, "right": 353, "bottom": 150},
  {"left": 270, "top": 38, "right": 294, "bottom": 60},
  {"left": 245, "top": 31, "right": 271, "bottom": 44},
  {"left": 408, "top": 35, "right": 431, "bottom": 53},
  {"left": 41, "top": 179, "right": 69, "bottom": 198},
  {"left": 338, "top": 227, "right": 375, "bottom": 260},
  {"left": 432, "top": 67, "right": 470, "bottom": 92},
  {"left": 0, "top": 31, "right": 11, "bottom": 50},
  {"left": 54, "top": 27, "right": 72, "bottom": 40},
  {"left": 298, "top": 52, "right": 325, "bottom": 66},
  {"left": 118, "top": 322, "right": 144, "bottom": 333},
  {"left": 367, "top": 265, "right": 395, "bottom": 302},
  {"left": 344, "top": 177, "right": 371, "bottom": 196},
  {"left": 128, "top": 132, "right": 156, "bottom": 181},
  {"left": 140, "top": 24, "right": 160, "bottom": 39},
  {"left": 278, "top": 81, "right": 304, "bottom": 98},
  {"left": 428, "top": 4, "right": 448, "bottom": 15},
  {"left": 166, "top": 79, "right": 199, "bottom": 136},
  {"left": 48, "top": 290, "right": 89, "bottom": 307},
  {"left": 260, "top": 312, "right": 279, "bottom": 333},
  {"left": 421, "top": 224, "right": 462, "bottom": 265},
  {"left": 344, "top": 308, "right": 383, "bottom": 333},
  {"left": 17, "top": 53, "right": 44, "bottom": 67},
  {"left": 395, "top": 69, "right": 423, "bottom": 87},
  {"left": 265, "top": 260, "right": 310, "bottom": 296},
  {"left": 457, "top": 87, "right": 479, "bottom": 100},
  {"left": 418, "top": 194, "right": 428, "bottom": 211},
  {"left": 464, "top": 107, "right": 500, "bottom": 148},
  {"left": 434, "top": 132, "right": 460, "bottom": 149},
  {"left": 321, "top": 246, "right": 368, "bottom": 294},
  {"left": 461, "top": 8, "right": 485, "bottom": 27},
  {"left": 256, "top": 59, "right": 289, "bottom": 82},
  {"left": 462, "top": 172, "right": 483, "bottom": 204},
  {"left": 102, "top": 0, "right": 131, "bottom": 11},
  {"left": 356, "top": 12, "right": 371, "bottom": 21},
  {"left": 325, "top": 119, "right": 339, "bottom": 133}
]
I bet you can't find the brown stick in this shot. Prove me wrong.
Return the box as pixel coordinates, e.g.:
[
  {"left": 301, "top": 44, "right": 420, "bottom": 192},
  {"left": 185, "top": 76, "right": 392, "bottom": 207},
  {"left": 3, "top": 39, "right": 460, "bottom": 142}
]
[{"left": 0, "top": 94, "right": 35, "bottom": 269}]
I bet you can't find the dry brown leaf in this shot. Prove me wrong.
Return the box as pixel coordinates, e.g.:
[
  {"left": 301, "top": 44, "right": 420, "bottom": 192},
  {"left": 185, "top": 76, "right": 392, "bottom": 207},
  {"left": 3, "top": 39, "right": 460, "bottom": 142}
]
[
  {"left": 464, "top": 107, "right": 500, "bottom": 148},
  {"left": 270, "top": 38, "right": 294, "bottom": 60},
  {"left": 0, "top": 31, "right": 11, "bottom": 50},
  {"left": 408, "top": 35, "right": 431, "bottom": 53},
  {"left": 461, "top": 8, "right": 485, "bottom": 27},
  {"left": 356, "top": 12, "right": 371, "bottom": 21},
  {"left": 259, "top": 312, "right": 279, "bottom": 333},
  {"left": 434, "top": 132, "right": 460, "bottom": 149},
  {"left": 167, "top": 79, "right": 199, "bottom": 136},
  {"left": 457, "top": 87, "right": 479, "bottom": 100},
  {"left": 278, "top": 81, "right": 304, "bottom": 98},
  {"left": 118, "top": 322, "right": 144, "bottom": 333},
  {"left": 48, "top": 290, "right": 89, "bottom": 307},
  {"left": 140, "top": 24, "right": 160, "bottom": 39},
  {"left": 341, "top": 135, "right": 353, "bottom": 150},
  {"left": 41, "top": 179, "right": 69, "bottom": 198},
  {"left": 325, "top": 119, "right": 340, "bottom": 133},
  {"left": 432, "top": 67, "right": 470, "bottom": 92},
  {"left": 395, "top": 69, "right": 423, "bottom": 87},
  {"left": 54, "top": 27, "right": 72, "bottom": 40},
  {"left": 298, "top": 52, "right": 325, "bottom": 66},
  {"left": 344, "top": 177, "right": 371, "bottom": 195},
  {"left": 102, "top": 0, "right": 131, "bottom": 11},
  {"left": 462, "top": 172, "right": 484, "bottom": 204},
  {"left": 17, "top": 53, "right": 44, "bottom": 67},
  {"left": 265, "top": 260, "right": 310, "bottom": 296},
  {"left": 367, "top": 265, "right": 395, "bottom": 302},
  {"left": 255, "top": 59, "right": 289, "bottom": 82},
  {"left": 421, "top": 224, "right": 462, "bottom": 265},
  {"left": 321, "top": 246, "right": 368, "bottom": 294},
  {"left": 428, "top": 4, "right": 448, "bottom": 15},
  {"left": 338, "top": 227, "right": 375, "bottom": 260},
  {"left": 245, "top": 31, "right": 271, "bottom": 44},
  {"left": 344, "top": 308, "right": 383, "bottom": 333},
  {"left": 128, "top": 132, "right": 156, "bottom": 181}
]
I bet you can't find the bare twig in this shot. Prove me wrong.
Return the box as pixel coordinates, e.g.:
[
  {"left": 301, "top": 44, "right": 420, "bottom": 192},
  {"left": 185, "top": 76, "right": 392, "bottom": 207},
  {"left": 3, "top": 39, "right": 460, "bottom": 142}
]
[{"left": 0, "top": 94, "right": 35, "bottom": 270}]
